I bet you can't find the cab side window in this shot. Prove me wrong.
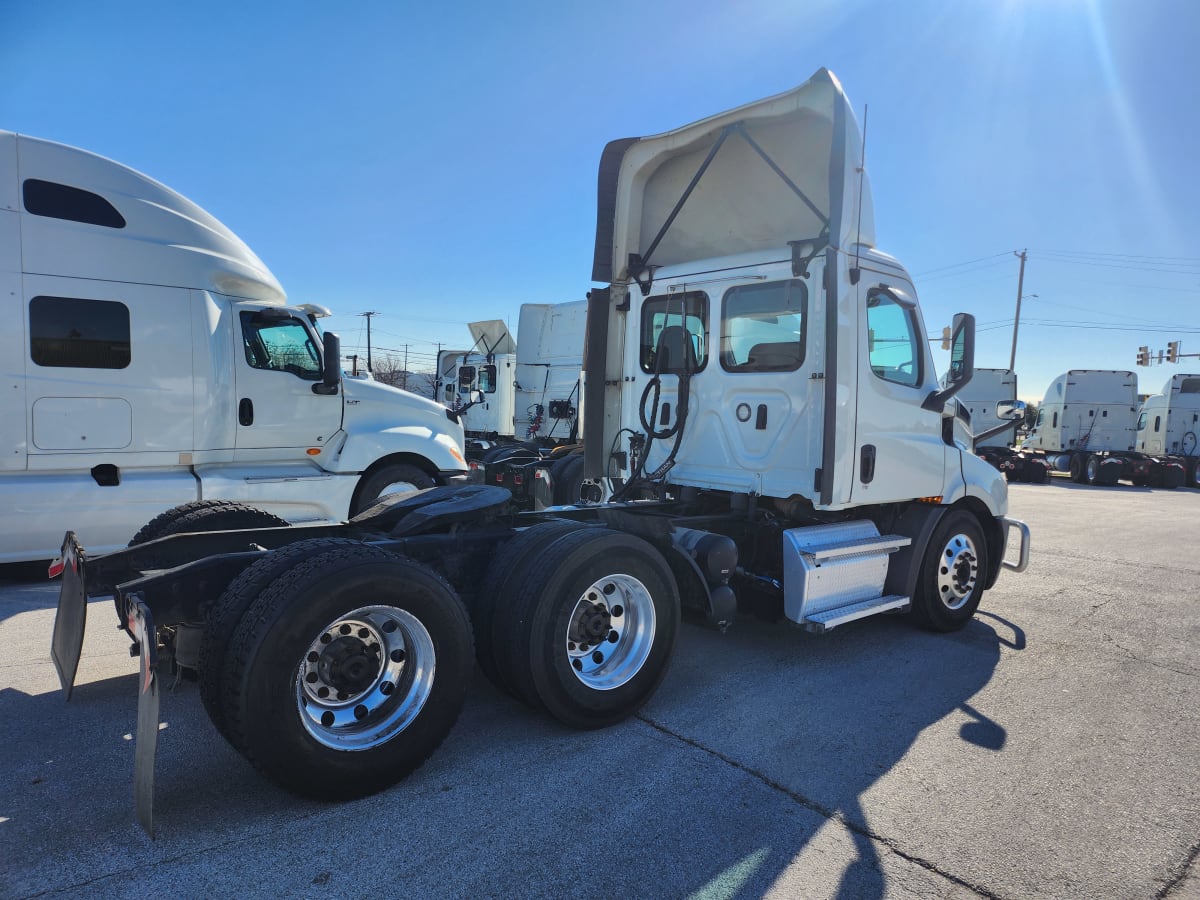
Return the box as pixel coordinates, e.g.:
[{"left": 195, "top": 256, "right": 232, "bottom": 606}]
[
  {"left": 866, "top": 292, "right": 921, "bottom": 387},
  {"left": 240, "top": 312, "right": 321, "bottom": 380},
  {"left": 720, "top": 279, "right": 807, "bottom": 372},
  {"left": 640, "top": 291, "right": 707, "bottom": 373}
]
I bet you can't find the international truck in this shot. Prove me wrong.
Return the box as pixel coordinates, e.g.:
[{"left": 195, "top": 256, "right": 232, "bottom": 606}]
[
  {"left": 0, "top": 130, "right": 468, "bottom": 564},
  {"left": 949, "top": 368, "right": 1049, "bottom": 483},
  {"left": 1022, "top": 370, "right": 1186, "bottom": 487},
  {"left": 1135, "top": 374, "right": 1200, "bottom": 487},
  {"left": 50, "top": 69, "right": 1030, "bottom": 835}
]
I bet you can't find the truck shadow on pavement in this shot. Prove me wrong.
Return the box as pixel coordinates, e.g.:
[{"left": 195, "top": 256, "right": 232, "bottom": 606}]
[{"left": 2, "top": 609, "right": 1021, "bottom": 899}]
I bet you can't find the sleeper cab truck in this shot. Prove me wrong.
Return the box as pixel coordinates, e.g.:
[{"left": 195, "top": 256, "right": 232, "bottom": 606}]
[
  {"left": 0, "top": 129, "right": 468, "bottom": 564},
  {"left": 1135, "top": 374, "right": 1200, "bottom": 488},
  {"left": 948, "top": 368, "right": 1049, "bottom": 483},
  {"left": 51, "top": 68, "right": 1029, "bottom": 836},
  {"left": 1023, "top": 370, "right": 1185, "bottom": 487}
]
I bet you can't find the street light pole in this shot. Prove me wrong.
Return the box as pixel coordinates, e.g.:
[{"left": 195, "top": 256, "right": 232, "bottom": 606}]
[{"left": 1009, "top": 250, "right": 1027, "bottom": 371}]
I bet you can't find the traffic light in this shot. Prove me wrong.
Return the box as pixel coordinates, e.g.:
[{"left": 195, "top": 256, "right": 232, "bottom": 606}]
[
  {"left": 941, "top": 326, "right": 951, "bottom": 350},
  {"left": 1136, "top": 346, "right": 1150, "bottom": 367},
  {"left": 1167, "top": 341, "right": 1180, "bottom": 363}
]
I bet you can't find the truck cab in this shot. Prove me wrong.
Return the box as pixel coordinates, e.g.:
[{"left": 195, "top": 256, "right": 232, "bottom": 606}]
[{"left": 0, "top": 130, "right": 466, "bottom": 562}]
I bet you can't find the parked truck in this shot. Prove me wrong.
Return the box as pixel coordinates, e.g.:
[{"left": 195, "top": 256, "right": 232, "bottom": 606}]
[
  {"left": 949, "top": 368, "right": 1049, "bottom": 483},
  {"left": 0, "top": 130, "right": 468, "bottom": 564},
  {"left": 439, "top": 302, "right": 589, "bottom": 506},
  {"left": 1022, "top": 370, "right": 1186, "bottom": 487},
  {"left": 51, "top": 69, "right": 1030, "bottom": 835},
  {"left": 1135, "top": 374, "right": 1200, "bottom": 487}
]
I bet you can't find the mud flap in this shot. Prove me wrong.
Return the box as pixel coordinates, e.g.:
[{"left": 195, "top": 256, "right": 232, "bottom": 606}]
[
  {"left": 127, "top": 595, "right": 160, "bottom": 839},
  {"left": 50, "top": 532, "right": 87, "bottom": 700}
]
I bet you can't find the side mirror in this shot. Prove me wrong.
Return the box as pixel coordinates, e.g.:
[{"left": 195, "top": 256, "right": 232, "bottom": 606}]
[
  {"left": 922, "top": 312, "right": 975, "bottom": 412},
  {"left": 313, "top": 332, "right": 341, "bottom": 395},
  {"left": 996, "top": 400, "right": 1026, "bottom": 421},
  {"left": 458, "top": 366, "right": 476, "bottom": 391}
]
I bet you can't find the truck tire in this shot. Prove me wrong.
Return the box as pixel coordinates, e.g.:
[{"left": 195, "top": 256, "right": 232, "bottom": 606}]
[
  {"left": 1027, "top": 460, "right": 1050, "bottom": 484},
  {"left": 1190, "top": 459, "right": 1200, "bottom": 489},
  {"left": 1085, "top": 455, "right": 1101, "bottom": 485},
  {"left": 198, "top": 537, "right": 369, "bottom": 745},
  {"left": 911, "top": 509, "right": 988, "bottom": 632},
  {"left": 220, "top": 540, "right": 473, "bottom": 799},
  {"left": 352, "top": 463, "right": 435, "bottom": 515},
  {"left": 493, "top": 528, "right": 680, "bottom": 730},
  {"left": 550, "top": 453, "right": 585, "bottom": 506},
  {"left": 1069, "top": 454, "right": 1086, "bottom": 484},
  {"left": 1161, "top": 465, "right": 1184, "bottom": 490},
  {"left": 472, "top": 520, "right": 585, "bottom": 693},
  {"left": 128, "top": 500, "right": 288, "bottom": 547}
]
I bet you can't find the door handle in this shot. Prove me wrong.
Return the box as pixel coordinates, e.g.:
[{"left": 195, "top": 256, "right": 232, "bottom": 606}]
[
  {"left": 860, "top": 444, "right": 876, "bottom": 483},
  {"left": 239, "top": 398, "right": 254, "bottom": 426}
]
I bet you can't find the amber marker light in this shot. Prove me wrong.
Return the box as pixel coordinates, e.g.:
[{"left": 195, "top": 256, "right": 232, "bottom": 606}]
[{"left": 307, "top": 448, "right": 322, "bottom": 456}]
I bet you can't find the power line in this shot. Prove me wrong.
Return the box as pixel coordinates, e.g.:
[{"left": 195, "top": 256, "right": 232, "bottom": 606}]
[{"left": 912, "top": 251, "right": 1012, "bottom": 278}]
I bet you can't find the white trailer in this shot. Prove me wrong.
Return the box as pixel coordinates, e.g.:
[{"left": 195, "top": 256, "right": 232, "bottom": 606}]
[
  {"left": 53, "top": 69, "right": 1029, "bottom": 835},
  {"left": 1023, "top": 370, "right": 1186, "bottom": 486},
  {"left": 0, "top": 130, "right": 467, "bottom": 563},
  {"left": 1136, "top": 374, "right": 1200, "bottom": 487}
]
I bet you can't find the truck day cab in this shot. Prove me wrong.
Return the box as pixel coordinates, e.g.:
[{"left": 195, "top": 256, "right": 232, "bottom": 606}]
[
  {"left": 0, "top": 130, "right": 467, "bottom": 563},
  {"left": 51, "top": 69, "right": 1030, "bottom": 835}
]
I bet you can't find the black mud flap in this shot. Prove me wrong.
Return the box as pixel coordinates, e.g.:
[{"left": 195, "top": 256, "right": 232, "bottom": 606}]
[
  {"left": 127, "top": 594, "right": 160, "bottom": 839},
  {"left": 50, "top": 532, "right": 87, "bottom": 700}
]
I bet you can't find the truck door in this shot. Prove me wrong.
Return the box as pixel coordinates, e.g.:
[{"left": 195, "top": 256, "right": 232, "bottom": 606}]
[
  {"left": 233, "top": 308, "right": 342, "bottom": 452},
  {"left": 850, "top": 283, "right": 947, "bottom": 503}
]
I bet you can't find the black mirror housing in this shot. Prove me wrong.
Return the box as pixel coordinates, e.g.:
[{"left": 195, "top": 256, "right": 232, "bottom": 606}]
[
  {"left": 922, "top": 313, "right": 975, "bottom": 412},
  {"left": 312, "top": 331, "right": 341, "bottom": 395}
]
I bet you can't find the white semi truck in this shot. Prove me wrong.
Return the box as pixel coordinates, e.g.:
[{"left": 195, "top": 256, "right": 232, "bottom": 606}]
[
  {"left": 1022, "top": 370, "right": 1187, "bottom": 487},
  {"left": 435, "top": 320, "right": 517, "bottom": 444},
  {"left": 51, "top": 69, "right": 1030, "bottom": 835},
  {"left": 950, "top": 368, "right": 1049, "bottom": 483},
  {"left": 1135, "top": 373, "right": 1200, "bottom": 487},
  {"left": 0, "top": 130, "right": 468, "bottom": 563}
]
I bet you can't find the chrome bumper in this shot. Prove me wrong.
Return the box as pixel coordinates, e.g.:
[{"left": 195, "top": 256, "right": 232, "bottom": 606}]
[{"left": 1001, "top": 516, "right": 1031, "bottom": 573}]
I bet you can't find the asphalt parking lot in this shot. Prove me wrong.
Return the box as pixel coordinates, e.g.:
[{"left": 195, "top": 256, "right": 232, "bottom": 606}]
[{"left": 2, "top": 479, "right": 1198, "bottom": 899}]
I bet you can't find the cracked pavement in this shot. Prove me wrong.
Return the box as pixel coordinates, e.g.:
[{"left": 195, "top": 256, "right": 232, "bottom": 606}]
[{"left": 1, "top": 480, "right": 1198, "bottom": 898}]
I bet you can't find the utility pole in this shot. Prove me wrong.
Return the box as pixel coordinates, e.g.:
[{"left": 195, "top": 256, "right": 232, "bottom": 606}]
[
  {"left": 360, "top": 311, "right": 378, "bottom": 372},
  {"left": 402, "top": 345, "right": 409, "bottom": 391},
  {"left": 1009, "top": 249, "right": 1027, "bottom": 371}
]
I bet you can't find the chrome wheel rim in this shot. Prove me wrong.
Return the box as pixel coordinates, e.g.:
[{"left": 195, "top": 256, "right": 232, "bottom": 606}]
[
  {"left": 375, "top": 480, "right": 421, "bottom": 500},
  {"left": 937, "top": 534, "right": 979, "bottom": 611},
  {"left": 296, "top": 605, "right": 435, "bottom": 750},
  {"left": 564, "top": 573, "right": 656, "bottom": 691}
]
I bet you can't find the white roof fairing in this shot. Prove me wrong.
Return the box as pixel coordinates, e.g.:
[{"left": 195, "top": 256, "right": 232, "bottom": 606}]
[
  {"left": 592, "top": 68, "right": 873, "bottom": 286},
  {"left": 4, "top": 129, "right": 285, "bottom": 303}
]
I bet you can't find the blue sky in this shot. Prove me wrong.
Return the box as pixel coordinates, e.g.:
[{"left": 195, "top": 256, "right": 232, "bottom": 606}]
[{"left": 3, "top": 0, "right": 1198, "bottom": 400}]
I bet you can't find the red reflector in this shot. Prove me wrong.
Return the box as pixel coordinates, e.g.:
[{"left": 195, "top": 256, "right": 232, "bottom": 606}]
[
  {"left": 495, "top": 474, "right": 503, "bottom": 482},
  {"left": 514, "top": 475, "right": 523, "bottom": 485}
]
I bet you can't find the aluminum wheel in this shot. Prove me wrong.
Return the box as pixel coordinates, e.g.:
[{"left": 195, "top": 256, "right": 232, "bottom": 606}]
[
  {"left": 564, "top": 573, "right": 656, "bottom": 691},
  {"left": 296, "top": 605, "right": 436, "bottom": 750},
  {"left": 937, "top": 533, "right": 979, "bottom": 611}
]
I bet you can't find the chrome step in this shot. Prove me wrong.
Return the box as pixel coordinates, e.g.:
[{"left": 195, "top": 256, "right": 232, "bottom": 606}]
[
  {"left": 803, "top": 594, "right": 911, "bottom": 634},
  {"left": 798, "top": 534, "right": 912, "bottom": 564}
]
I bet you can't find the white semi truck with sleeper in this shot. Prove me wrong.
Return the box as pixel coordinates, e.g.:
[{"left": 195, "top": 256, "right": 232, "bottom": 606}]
[
  {"left": 949, "top": 368, "right": 1049, "bottom": 483},
  {"left": 0, "top": 129, "right": 468, "bottom": 564},
  {"left": 50, "top": 69, "right": 1030, "bottom": 836},
  {"left": 1022, "top": 370, "right": 1187, "bottom": 487},
  {"left": 1135, "top": 373, "right": 1200, "bottom": 487}
]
